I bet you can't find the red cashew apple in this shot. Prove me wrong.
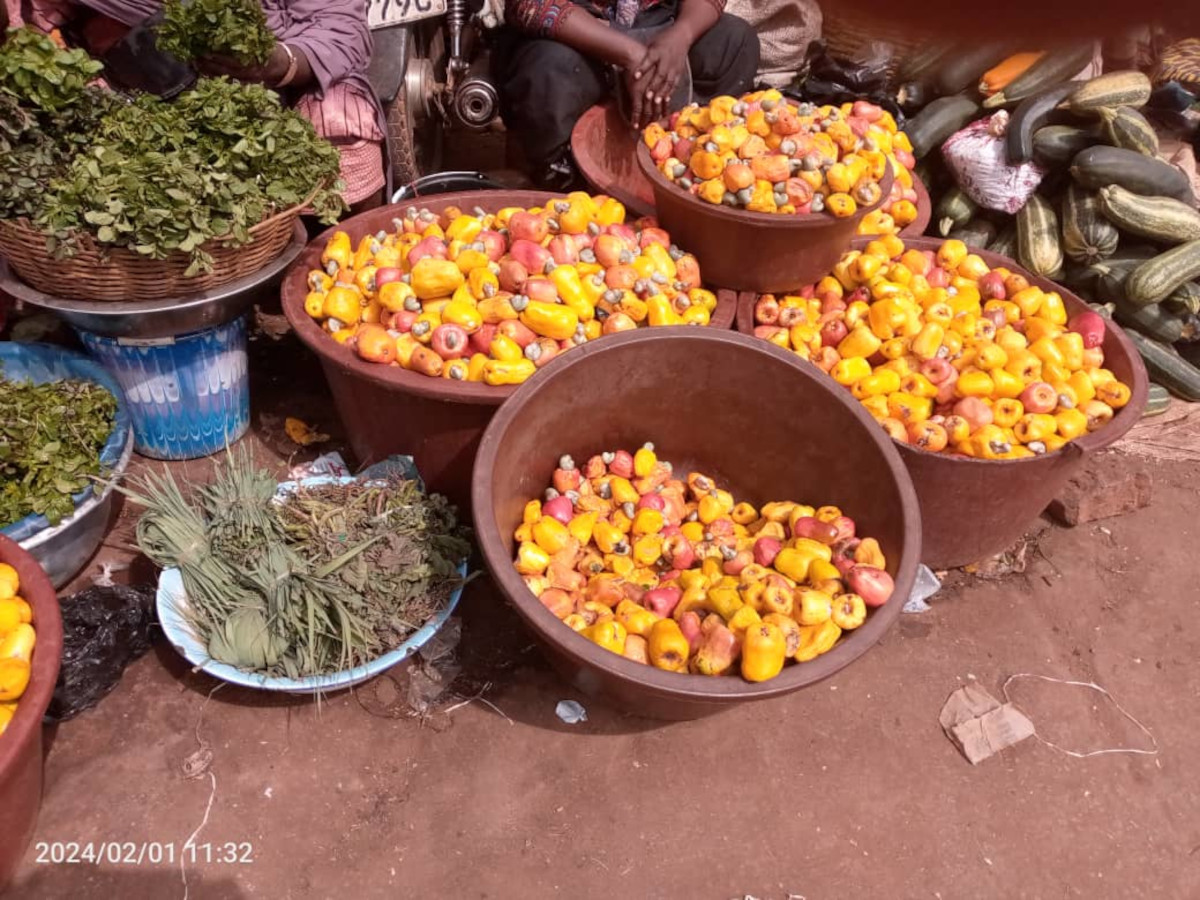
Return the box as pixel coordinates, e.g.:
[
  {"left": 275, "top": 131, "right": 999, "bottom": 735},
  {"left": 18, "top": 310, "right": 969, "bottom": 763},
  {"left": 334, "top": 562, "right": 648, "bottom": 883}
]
[
  {"left": 498, "top": 319, "right": 537, "bottom": 348},
  {"left": 643, "top": 587, "right": 681, "bottom": 618},
  {"left": 678, "top": 611, "right": 703, "bottom": 654},
  {"left": 548, "top": 234, "right": 579, "bottom": 266},
  {"left": 662, "top": 534, "right": 695, "bottom": 570},
  {"left": 507, "top": 211, "right": 548, "bottom": 243},
  {"left": 508, "top": 239, "right": 553, "bottom": 274},
  {"left": 477, "top": 229, "right": 507, "bottom": 262},
  {"left": 375, "top": 267, "right": 403, "bottom": 287},
  {"left": 792, "top": 517, "right": 839, "bottom": 544},
  {"left": 524, "top": 277, "right": 559, "bottom": 304},
  {"left": 953, "top": 397, "right": 993, "bottom": 431},
  {"left": 430, "top": 323, "right": 468, "bottom": 360},
  {"left": 542, "top": 495, "right": 574, "bottom": 525},
  {"left": 977, "top": 271, "right": 1007, "bottom": 300},
  {"left": 723, "top": 550, "right": 753, "bottom": 576},
  {"left": 469, "top": 323, "right": 498, "bottom": 355},
  {"left": 753, "top": 537, "right": 782, "bottom": 568},
  {"left": 1019, "top": 381, "right": 1058, "bottom": 414},
  {"left": 636, "top": 493, "right": 666, "bottom": 512},
  {"left": 407, "top": 235, "right": 447, "bottom": 266},
  {"left": 608, "top": 450, "right": 634, "bottom": 479},
  {"left": 848, "top": 565, "right": 894, "bottom": 607},
  {"left": 1068, "top": 310, "right": 1106, "bottom": 349},
  {"left": 497, "top": 259, "right": 528, "bottom": 294}
]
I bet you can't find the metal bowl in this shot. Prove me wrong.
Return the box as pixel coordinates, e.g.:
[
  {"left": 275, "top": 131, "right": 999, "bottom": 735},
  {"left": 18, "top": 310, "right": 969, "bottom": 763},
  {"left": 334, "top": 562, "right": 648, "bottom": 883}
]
[
  {"left": 19, "top": 433, "right": 133, "bottom": 589},
  {"left": 0, "top": 221, "right": 307, "bottom": 339},
  {"left": 1, "top": 342, "right": 133, "bottom": 586},
  {"left": 155, "top": 476, "right": 468, "bottom": 693}
]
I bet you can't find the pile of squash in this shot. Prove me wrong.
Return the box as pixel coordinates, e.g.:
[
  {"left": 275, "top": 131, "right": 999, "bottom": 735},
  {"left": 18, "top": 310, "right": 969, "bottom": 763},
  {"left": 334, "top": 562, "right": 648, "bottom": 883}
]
[{"left": 901, "top": 56, "right": 1200, "bottom": 406}]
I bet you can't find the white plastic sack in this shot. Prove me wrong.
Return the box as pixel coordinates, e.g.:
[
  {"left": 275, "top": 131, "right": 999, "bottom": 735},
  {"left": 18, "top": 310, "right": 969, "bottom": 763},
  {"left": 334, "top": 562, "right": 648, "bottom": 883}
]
[{"left": 941, "top": 112, "right": 1047, "bottom": 215}]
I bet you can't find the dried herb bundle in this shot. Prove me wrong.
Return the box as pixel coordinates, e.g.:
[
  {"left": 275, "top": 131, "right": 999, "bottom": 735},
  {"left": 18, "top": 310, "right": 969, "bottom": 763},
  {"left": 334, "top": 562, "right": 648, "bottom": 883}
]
[
  {"left": 0, "top": 376, "right": 118, "bottom": 527},
  {"left": 124, "top": 450, "right": 471, "bottom": 679},
  {"left": 156, "top": 0, "right": 277, "bottom": 67}
]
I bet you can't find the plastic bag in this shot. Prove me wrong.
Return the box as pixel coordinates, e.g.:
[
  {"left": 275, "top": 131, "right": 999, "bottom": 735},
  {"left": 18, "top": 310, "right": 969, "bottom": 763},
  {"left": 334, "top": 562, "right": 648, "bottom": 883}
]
[
  {"left": 795, "top": 41, "right": 904, "bottom": 123},
  {"left": 941, "top": 112, "right": 1046, "bottom": 214},
  {"left": 47, "top": 585, "right": 158, "bottom": 722}
]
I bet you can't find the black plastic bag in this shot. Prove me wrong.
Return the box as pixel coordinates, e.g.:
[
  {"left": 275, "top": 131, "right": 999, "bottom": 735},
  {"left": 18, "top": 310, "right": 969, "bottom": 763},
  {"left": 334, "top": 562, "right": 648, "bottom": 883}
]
[
  {"left": 47, "top": 585, "right": 159, "bottom": 723},
  {"left": 791, "top": 40, "right": 905, "bottom": 125}
]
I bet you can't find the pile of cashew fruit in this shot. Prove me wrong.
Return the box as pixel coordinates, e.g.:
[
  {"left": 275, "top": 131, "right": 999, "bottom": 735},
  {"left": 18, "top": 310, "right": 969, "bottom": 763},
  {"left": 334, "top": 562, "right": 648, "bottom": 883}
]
[
  {"left": 512, "top": 445, "right": 894, "bottom": 683},
  {"left": 751, "top": 236, "right": 1134, "bottom": 458},
  {"left": 0, "top": 562, "right": 35, "bottom": 736},
  {"left": 643, "top": 90, "right": 921, "bottom": 232},
  {"left": 302, "top": 194, "right": 718, "bottom": 385}
]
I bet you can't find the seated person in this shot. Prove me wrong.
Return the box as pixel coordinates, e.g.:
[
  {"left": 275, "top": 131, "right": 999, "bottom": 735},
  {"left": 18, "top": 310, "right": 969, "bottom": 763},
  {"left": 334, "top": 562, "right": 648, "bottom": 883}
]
[
  {"left": 499, "top": 0, "right": 760, "bottom": 190},
  {"left": 3, "top": 0, "right": 387, "bottom": 211}
]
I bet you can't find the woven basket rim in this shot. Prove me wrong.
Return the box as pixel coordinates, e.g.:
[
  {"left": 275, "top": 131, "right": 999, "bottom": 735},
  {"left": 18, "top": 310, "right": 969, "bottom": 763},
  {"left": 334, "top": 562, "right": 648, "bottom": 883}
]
[{"left": 0, "top": 180, "right": 325, "bottom": 257}]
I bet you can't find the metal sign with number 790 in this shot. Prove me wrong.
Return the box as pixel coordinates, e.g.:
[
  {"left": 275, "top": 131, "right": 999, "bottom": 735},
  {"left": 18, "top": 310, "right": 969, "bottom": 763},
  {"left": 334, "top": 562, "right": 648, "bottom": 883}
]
[{"left": 367, "top": 0, "right": 448, "bottom": 29}]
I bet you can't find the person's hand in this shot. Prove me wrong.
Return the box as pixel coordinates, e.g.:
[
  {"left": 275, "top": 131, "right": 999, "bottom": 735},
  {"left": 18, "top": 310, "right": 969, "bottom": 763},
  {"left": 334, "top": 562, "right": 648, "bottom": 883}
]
[
  {"left": 196, "top": 44, "right": 290, "bottom": 86},
  {"left": 627, "top": 27, "right": 691, "bottom": 128}
]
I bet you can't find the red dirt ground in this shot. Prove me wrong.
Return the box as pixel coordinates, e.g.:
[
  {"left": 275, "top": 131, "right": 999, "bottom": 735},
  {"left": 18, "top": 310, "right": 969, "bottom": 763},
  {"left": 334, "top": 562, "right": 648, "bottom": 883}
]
[{"left": 6, "top": 315, "right": 1200, "bottom": 900}]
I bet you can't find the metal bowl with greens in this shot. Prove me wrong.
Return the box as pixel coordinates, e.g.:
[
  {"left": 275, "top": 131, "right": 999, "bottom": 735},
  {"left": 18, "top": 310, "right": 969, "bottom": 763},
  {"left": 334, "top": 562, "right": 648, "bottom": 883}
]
[{"left": 136, "top": 453, "right": 473, "bottom": 692}]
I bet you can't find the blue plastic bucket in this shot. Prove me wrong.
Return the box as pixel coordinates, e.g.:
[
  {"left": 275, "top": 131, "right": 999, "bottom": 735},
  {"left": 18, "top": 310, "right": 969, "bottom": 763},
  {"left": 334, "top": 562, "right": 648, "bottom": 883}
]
[{"left": 76, "top": 316, "right": 250, "bottom": 460}]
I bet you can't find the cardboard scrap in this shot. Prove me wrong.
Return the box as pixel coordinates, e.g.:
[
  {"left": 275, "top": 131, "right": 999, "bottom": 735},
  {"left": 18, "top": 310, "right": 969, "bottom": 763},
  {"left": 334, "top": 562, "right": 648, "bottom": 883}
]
[{"left": 940, "top": 684, "right": 1035, "bottom": 765}]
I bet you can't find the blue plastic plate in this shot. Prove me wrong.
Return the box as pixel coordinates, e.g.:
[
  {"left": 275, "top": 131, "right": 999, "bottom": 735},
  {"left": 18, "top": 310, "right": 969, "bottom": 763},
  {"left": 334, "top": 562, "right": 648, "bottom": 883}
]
[
  {"left": 155, "top": 475, "right": 467, "bottom": 693},
  {"left": 0, "top": 342, "right": 132, "bottom": 541}
]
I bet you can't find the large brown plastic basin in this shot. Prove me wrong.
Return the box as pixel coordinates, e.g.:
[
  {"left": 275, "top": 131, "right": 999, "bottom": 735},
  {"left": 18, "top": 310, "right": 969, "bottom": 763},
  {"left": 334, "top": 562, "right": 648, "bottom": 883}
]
[
  {"left": 735, "top": 237, "right": 1150, "bottom": 568},
  {"left": 575, "top": 102, "right": 930, "bottom": 240},
  {"left": 637, "top": 143, "right": 893, "bottom": 294},
  {"left": 280, "top": 191, "right": 737, "bottom": 513},
  {"left": 571, "top": 104, "right": 656, "bottom": 220},
  {"left": 0, "top": 535, "right": 63, "bottom": 889},
  {"left": 471, "top": 328, "right": 921, "bottom": 720}
]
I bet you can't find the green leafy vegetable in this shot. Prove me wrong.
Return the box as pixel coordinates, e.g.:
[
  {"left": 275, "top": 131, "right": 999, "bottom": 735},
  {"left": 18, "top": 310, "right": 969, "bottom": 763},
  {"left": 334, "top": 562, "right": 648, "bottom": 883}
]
[
  {"left": 156, "top": 0, "right": 277, "bottom": 67},
  {"left": 0, "top": 376, "right": 118, "bottom": 528},
  {"left": 0, "top": 28, "right": 344, "bottom": 272},
  {"left": 0, "top": 26, "right": 102, "bottom": 111}
]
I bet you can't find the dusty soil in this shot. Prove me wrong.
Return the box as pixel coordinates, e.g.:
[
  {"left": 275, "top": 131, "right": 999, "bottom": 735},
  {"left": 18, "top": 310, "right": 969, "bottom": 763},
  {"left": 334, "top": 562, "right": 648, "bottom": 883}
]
[{"left": 6, "top": 314, "right": 1199, "bottom": 900}]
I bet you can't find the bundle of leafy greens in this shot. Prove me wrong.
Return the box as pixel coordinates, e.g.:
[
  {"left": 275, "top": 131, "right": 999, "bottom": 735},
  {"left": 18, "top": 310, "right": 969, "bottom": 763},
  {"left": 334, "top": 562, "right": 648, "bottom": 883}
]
[
  {"left": 0, "top": 28, "right": 344, "bottom": 274},
  {"left": 0, "top": 376, "right": 118, "bottom": 528},
  {"left": 155, "top": 0, "right": 277, "bottom": 67},
  {"left": 123, "top": 450, "right": 473, "bottom": 679}
]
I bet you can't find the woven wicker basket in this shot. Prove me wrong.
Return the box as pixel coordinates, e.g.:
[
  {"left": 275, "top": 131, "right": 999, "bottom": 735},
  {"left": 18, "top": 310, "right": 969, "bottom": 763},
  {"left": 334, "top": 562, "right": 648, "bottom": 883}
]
[
  {"left": 822, "top": 11, "right": 923, "bottom": 82},
  {"left": 0, "top": 196, "right": 309, "bottom": 302}
]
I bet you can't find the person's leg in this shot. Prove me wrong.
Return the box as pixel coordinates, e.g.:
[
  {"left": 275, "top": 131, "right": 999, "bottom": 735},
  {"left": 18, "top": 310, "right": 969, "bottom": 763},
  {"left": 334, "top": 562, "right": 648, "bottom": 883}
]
[
  {"left": 687, "top": 13, "right": 760, "bottom": 102},
  {"left": 499, "top": 35, "right": 609, "bottom": 190}
]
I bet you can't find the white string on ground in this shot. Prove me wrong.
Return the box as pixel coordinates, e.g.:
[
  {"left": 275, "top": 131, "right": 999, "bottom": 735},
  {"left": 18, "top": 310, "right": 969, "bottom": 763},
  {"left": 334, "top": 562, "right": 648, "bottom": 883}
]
[
  {"left": 180, "top": 770, "right": 217, "bottom": 900},
  {"left": 1002, "top": 673, "right": 1159, "bottom": 759}
]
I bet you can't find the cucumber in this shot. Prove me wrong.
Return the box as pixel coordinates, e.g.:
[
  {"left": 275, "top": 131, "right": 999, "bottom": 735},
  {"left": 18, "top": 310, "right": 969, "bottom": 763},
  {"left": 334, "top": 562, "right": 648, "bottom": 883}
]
[
  {"left": 983, "top": 42, "right": 1095, "bottom": 108},
  {"left": 1125, "top": 240, "right": 1200, "bottom": 307},
  {"left": 1066, "top": 70, "right": 1153, "bottom": 113},
  {"left": 1164, "top": 282, "right": 1200, "bottom": 315},
  {"left": 935, "top": 187, "right": 978, "bottom": 237},
  {"left": 1070, "top": 146, "right": 1194, "bottom": 205},
  {"left": 1032, "top": 125, "right": 1100, "bottom": 167},
  {"left": 1125, "top": 328, "right": 1200, "bottom": 400},
  {"left": 1097, "top": 106, "right": 1160, "bottom": 157},
  {"left": 906, "top": 94, "right": 981, "bottom": 159},
  {"left": 1061, "top": 184, "right": 1119, "bottom": 265},
  {"left": 946, "top": 219, "right": 998, "bottom": 249},
  {"left": 896, "top": 81, "right": 932, "bottom": 115},
  {"left": 1097, "top": 185, "right": 1200, "bottom": 244},
  {"left": 1017, "top": 193, "right": 1064, "bottom": 277},
  {"left": 1006, "top": 83, "right": 1079, "bottom": 163},
  {"left": 989, "top": 223, "right": 1019, "bottom": 259},
  {"left": 1142, "top": 383, "right": 1171, "bottom": 416},
  {"left": 1113, "top": 291, "right": 1187, "bottom": 343},
  {"left": 935, "top": 43, "right": 1016, "bottom": 96},
  {"left": 1090, "top": 259, "right": 1137, "bottom": 304}
]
